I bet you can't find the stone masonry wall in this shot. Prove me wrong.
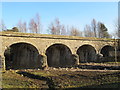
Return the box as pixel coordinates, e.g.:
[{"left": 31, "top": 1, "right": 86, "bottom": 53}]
[{"left": 0, "top": 32, "right": 118, "bottom": 70}]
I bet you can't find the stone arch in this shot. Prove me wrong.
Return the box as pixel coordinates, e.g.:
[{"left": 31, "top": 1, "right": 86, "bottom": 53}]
[
  {"left": 100, "top": 45, "right": 115, "bottom": 57},
  {"left": 46, "top": 43, "right": 73, "bottom": 67},
  {"left": 4, "top": 42, "right": 42, "bottom": 70},
  {"left": 77, "top": 44, "right": 97, "bottom": 63},
  {"left": 4, "top": 41, "right": 40, "bottom": 54}
]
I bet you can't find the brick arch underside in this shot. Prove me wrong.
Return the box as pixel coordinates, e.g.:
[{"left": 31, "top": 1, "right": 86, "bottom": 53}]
[
  {"left": 77, "top": 44, "right": 97, "bottom": 63},
  {"left": 4, "top": 42, "right": 42, "bottom": 70},
  {"left": 46, "top": 43, "right": 73, "bottom": 67}
]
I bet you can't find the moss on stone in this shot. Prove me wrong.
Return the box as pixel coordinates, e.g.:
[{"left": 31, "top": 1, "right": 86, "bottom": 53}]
[{"left": 0, "top": 31, "right": 117, "bottom": 41}]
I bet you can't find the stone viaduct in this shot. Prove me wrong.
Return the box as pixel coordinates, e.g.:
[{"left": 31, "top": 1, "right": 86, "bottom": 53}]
[{"left": 0, "top": 32, "right": 119, "bottom": 70}]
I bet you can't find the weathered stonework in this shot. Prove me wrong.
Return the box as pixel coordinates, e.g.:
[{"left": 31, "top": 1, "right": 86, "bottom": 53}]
[{"left": 0, "top": 32, "right": 119, "bottom": 70}]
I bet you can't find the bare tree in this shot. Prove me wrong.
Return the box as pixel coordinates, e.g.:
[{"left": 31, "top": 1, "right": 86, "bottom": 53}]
[
  {"left": 84, "top": 24, "right": 94, "bottom": 37},
  {"left": 29, "top": 19, "right": 36, "bottom": 33},
  {"left": 48, "top": 23, "right": 56, "bottom": 35},
  {"left": 17, "top": 20, "right": 27, "bottom": 32},
  {"left": 112, "top": 19, "right": 119, "bottom": 38},
  {"left": 0, "top": 20, "right": 6, "bottom": 31},
  {"left": 29, "top": 13, "right": 41, "bottom": 33},
  {"left": 91, "top": 19, "right": 97, "bottom": 37},
  {"left": 70, "top": 26, "right": 82, "bottom": 36},
  {"left": 113, "top": 18, "right": 120, "bottom": 38},
  {"left": 97, "top": 22, "right": 101, "bottom": 38},
  {"left": 49, "top": 18, "right": 67, "bottom": 35},
  {"left": 61, "top": 25, "right": 67, "bottom": 35},
  {"left": 55, "top": 18, "right": 61, "bottom": 35},
  {"left": 118, "top": 20, "right": 120, "bottom": 38},
  {"left": 35, "top": 13, "right": 41, "bottom": 33},
  {"left": 66, "top": 25, "right": 70, "bottom": 35}
]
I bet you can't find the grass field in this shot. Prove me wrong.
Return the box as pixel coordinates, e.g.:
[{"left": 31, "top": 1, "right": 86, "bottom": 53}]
[{"left": 2, "top": 68, "right": 120, "bottom": 89}]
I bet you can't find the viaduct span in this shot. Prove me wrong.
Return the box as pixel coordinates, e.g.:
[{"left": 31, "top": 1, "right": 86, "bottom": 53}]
[{"left": 0, "top": 32, "right": 119, "bottom": 70}]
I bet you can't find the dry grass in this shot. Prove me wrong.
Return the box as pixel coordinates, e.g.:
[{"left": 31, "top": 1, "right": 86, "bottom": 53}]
[{"left": 2, "top": 69, "right": 120, "bottom": 88}]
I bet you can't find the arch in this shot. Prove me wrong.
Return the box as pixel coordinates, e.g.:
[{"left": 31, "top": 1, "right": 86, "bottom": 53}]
[
  {"left": 4, "top": 41, "right": 40, "bottom": 54},
  {"left": 4, "top": 42, "right": 42, "bottom": 70},
  {"left": 77, "top": 44, "right": 97, "bottom": 63},
  {"left": 46, "top": 43, "right": 73, "bottom": 67},
  {"left": 100, "top": 45, "right": 115, "bottom": 57}
]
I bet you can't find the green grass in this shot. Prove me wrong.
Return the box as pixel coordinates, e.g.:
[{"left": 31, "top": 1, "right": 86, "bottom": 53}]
[
  {"left": 2, "top": 69, "right": 120, "bottom": 88},
  {"left": 2, "top": 70, "right": 47, "bottom": 88}
]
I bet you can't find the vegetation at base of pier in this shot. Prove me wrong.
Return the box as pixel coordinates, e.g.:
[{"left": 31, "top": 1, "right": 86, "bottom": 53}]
[{"left": 2, "top": 68, "right": 120, "bottom": 88}]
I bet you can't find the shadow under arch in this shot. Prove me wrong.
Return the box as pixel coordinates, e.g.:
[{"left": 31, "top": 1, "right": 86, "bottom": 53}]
[
  {"left": 4, "top": 42, "right": 42, "bottom": 70},
  {"left": 77, "top": 44, "right": 97, "bottom": 63},
  {"left": 46, "top": 43, "right": 73, "bottom": 67},
  {"left": 100, "top": 45, "right": 115, "bottom": 57},
  {"left": 117, "top": 46, "right": 120, "bottom": 62}
]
